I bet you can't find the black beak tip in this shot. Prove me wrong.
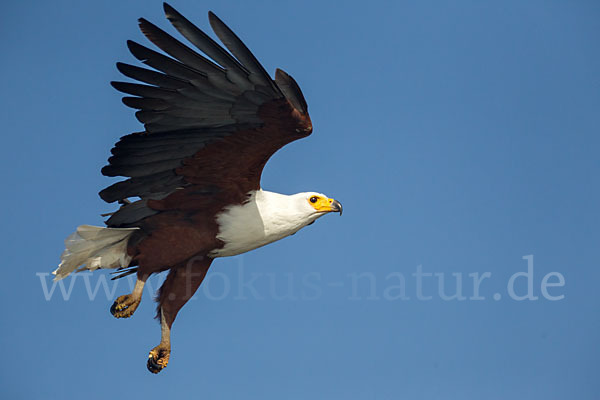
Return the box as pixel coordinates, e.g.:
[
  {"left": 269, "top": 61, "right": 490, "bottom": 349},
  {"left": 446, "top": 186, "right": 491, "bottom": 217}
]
[{"left": 332, "top": 200, "right": 343, "bottom": 216}]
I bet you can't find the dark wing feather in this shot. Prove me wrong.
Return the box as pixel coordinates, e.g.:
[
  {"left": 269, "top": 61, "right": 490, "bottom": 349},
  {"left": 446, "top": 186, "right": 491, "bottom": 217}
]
[
  {"left": 275, "top": 68, "right": 308, "bottom": 114},
  {"left": 105, "top": 200, "right": 159, "bottom": 227},
  {"left": 137, "top": 18, "right": 226, "bottom": 76},
  {"left": 99, "top": 171, "right": 185, "bottom": 203},
  {"left": 163, "top": 4, "right": 251, "bottom": 83},
  {"left": 207, "top": 11, "right": 281, "bottom": 94},
  {"left": 103, "top": 3, "right": 312, "bottom": 228},
  {"left": 116, "top": 62, "right": 189, "bottom": 89},
  {"left": 126, "top": 40, "right": 207, "bottom": 83}
]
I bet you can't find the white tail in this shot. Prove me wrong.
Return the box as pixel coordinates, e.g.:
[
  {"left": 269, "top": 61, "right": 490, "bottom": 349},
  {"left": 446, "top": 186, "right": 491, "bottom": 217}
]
[{"left": 53, "top": 225, "right": 139, "bottom": 281}]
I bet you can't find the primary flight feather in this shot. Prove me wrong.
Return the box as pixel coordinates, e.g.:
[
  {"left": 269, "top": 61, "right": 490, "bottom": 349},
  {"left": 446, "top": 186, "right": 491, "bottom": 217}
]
[{"left": 54, "top": 3, "right": 342, "bottom": 374}]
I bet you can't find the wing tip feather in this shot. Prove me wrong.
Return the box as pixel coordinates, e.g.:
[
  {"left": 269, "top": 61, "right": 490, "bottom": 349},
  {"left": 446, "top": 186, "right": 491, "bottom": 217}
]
[{"left": 163, "top": 2, "right": 176, "bottom": 17}]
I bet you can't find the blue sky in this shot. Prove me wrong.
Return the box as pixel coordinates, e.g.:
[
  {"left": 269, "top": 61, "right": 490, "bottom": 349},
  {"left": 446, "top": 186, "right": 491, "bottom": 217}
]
[{"left": 1, "top": 1, "right": 599, "bottom": 398}]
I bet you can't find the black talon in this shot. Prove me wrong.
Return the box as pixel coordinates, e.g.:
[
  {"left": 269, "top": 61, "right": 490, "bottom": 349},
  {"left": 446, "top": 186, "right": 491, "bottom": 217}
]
[
  {"left": 110, "top": 294, "right": 140, "bottom": 318},
  {"left": 147, "top": 359, "right": 158, "bottom": 373},
  {"left": 146, "top": 347, "right": 169, "bottom": 374},
  {"left": 110, "top": 300, "right": 128, "bottom": 316},
  {"left": 147, "top": 356, "right": 162, "bottom": 374}
]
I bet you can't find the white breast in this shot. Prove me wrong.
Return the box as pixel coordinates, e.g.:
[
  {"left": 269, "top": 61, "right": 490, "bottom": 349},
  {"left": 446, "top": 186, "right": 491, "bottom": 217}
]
[{"left": 209, "top": 190, "right": 320, "bottom": 258}]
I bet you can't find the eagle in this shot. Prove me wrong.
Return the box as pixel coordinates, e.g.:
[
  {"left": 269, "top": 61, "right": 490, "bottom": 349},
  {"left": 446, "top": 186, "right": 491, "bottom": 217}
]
[{"left": 53, "top": 3, "right": 342, "bottom": 374}]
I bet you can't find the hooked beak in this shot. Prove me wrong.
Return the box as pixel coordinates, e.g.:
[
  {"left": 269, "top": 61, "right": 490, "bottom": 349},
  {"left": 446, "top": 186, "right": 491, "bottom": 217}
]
[{"left": 329, "top": 199, "right": 343, "bottom": 216}]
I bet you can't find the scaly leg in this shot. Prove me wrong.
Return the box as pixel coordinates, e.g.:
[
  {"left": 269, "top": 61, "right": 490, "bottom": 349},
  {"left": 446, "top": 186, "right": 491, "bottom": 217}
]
[
  {"left": 147, "top": 257, "right": 212, "bottom": 374},
  {"left": 147, "top": 309, "right": 172, "bottom": 373},
  {"left": 110, "top": 274, "right": 147, "bottom": 319}
]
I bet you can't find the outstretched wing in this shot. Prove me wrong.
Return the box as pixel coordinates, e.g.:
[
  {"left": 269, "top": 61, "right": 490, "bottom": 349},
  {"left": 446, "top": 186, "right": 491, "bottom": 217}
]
[{"left": 101, "top": 3, "right": 312, "bottom": 227}]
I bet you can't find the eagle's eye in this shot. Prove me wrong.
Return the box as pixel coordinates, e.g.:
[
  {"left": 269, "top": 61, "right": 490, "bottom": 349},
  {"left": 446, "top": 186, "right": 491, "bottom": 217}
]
[{"left": 309, "top": 196, "right": 318, "bottom": 203}]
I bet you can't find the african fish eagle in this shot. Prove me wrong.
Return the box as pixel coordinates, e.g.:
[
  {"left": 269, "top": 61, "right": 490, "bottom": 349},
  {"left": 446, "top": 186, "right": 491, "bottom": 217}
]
[{"left": 53, "top": 3, "right": 342, "bottom": 374}]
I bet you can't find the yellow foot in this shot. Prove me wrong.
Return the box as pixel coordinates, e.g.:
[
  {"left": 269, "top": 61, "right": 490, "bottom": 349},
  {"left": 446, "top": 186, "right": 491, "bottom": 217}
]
[
  {"left": 110, "top": 294, "right": 140, "bottom": 318},
  {"left": 147, "top": 344, "right": 170, "bottom": 374}
]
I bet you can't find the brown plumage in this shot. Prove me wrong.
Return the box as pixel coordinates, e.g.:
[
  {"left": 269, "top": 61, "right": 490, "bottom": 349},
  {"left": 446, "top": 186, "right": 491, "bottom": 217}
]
[
  {"left": 107, "top": 5, "right": 314, "bottom": 373},
  {"left": 55, "top": 3, "right": 341, "bottom": 374},
  {"left": 99, "top": 5, "right": 312, "bottom": 275}
]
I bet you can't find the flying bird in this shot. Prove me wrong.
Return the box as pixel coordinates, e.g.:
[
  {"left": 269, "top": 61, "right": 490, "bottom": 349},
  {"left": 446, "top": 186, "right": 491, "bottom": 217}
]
[{"left": 53, "top": 3, "right": 342, "bottom": 374}]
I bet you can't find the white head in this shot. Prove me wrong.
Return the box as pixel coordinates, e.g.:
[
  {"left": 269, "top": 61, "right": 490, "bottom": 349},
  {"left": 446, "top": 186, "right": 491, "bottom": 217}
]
[
  {"left": 253, "top": 190, "right": 342, "bottom": 231},
  {"left": 288, "top": 192, "right": 343, "bottom": 220}
]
